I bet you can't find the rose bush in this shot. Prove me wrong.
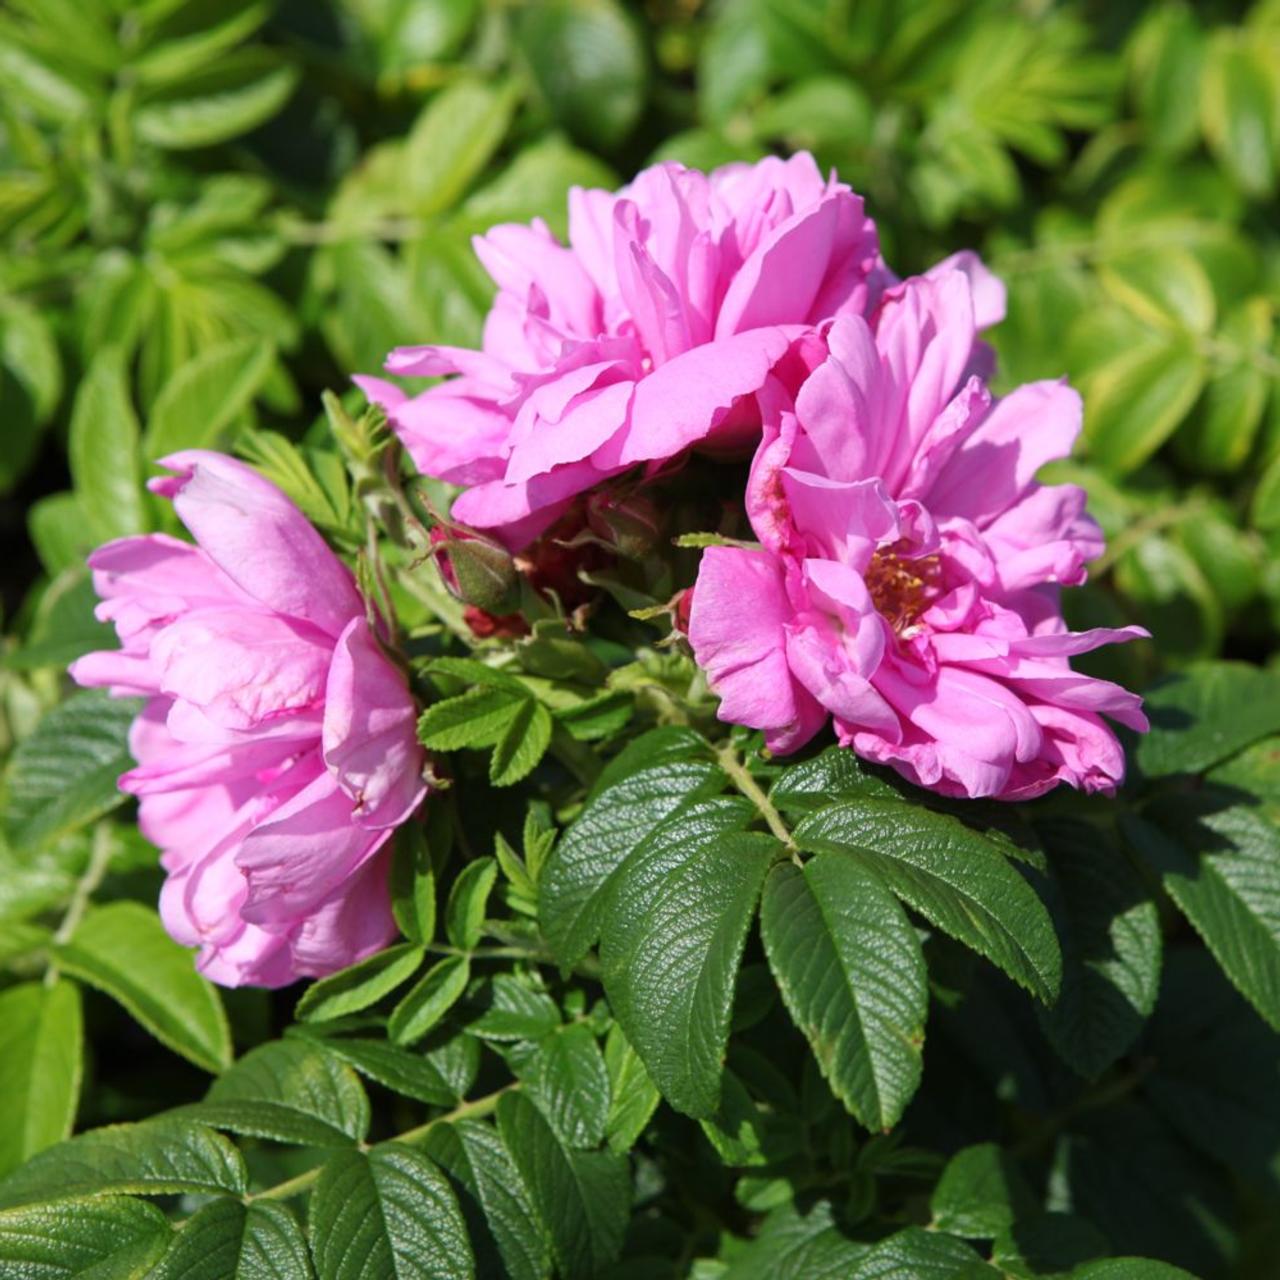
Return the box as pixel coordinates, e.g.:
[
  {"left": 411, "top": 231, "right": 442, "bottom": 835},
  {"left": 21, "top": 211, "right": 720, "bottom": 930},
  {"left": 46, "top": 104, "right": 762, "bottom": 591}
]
[{"left": 2, "top": 5, "right": 1278, "bottom": 1280}]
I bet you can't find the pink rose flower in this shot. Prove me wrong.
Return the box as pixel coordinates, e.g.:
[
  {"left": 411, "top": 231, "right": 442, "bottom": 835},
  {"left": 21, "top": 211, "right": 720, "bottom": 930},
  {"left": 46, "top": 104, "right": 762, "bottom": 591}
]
[
  {"left": 358, "top": 152, "right": 881, "bottom": 547},
  {"left": 688, "top": 268, "right": 1149, "bottom": 800},
  {"left": 69, "top": 451, "right": 426, "bottom": 987}
]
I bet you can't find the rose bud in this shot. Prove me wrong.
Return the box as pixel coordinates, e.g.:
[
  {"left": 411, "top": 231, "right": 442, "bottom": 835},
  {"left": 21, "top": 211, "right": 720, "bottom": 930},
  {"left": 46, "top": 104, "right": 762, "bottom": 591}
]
[
  {"left": 586, "top": 490, "right": 664, "bottom": 560},
  {"left": 429, "top": 525, "right": 520, "bottom": 614}
]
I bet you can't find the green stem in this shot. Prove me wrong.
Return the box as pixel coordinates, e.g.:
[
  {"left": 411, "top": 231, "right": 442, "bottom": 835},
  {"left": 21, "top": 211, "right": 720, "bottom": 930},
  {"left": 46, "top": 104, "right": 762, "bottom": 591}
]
[
  {"left": 716, "top": 742, "right": 795, "bottom": 852},
  {"left": 249, "top": 1085, "right": 516, "bottom": 1202},
  {"left": 45, "top": 823, "right": 113, "bottom": 987}
]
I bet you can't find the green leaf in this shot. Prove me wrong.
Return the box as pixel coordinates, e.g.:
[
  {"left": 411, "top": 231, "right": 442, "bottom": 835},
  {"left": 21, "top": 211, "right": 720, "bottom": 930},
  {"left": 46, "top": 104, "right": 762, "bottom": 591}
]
[
  {"left": 54, "top": 900, "right": 232, "bottom": 1073},
  {"left": 760, "top": 853, "right": 926, "bottom": 1131},
  {"left": 446, "top": 859, "right": 497, "bottom": 952},
  {"left": 135, "top": 50, "right": 298, "bottom": 149},
  {"left": 145, "top": 337, "right": 274, "bottom": 458},
  {"left": 991, "top": 1212, "right": 1109, "bottom": 1279},
  {"left": 1201, "top": 33, "right": 1277, "bottom": 196},
  {"left": 1129, "top": 3, "right": 1204, "bottom": 152},
  {"left": 297, "top": 1036, "right": 469, "bottom": 1108},
  {"left": 601, "top": 818, "right": 774, "bottom": 1118},
  {"left": 423, "top": 1120, "right": 550, "bottom": 1280},
  {"left": 27, "top": 492, "right": 94, "bottom": 578},
  {"left": 1069, "top": 1261, "right": 1199, "bottom": 1279},
  {"left": 540, "top": 726, "right": 724, "bottom": 966},
  {"left": 849, "top": 1227, "right": 997, "bottom": 1277},
  {"left": 1175, "top": 298, "right": 1273, "bottom": 473},
  {"left": 1099, "top": 248, "right": 1216, "bottom": 334},
  {"left": 462, "top": 136, "right": 615, "bottom": 232},
  {"left": 295, "top": 944, "right": 425, "bottom": 1024},
  {"left": 1123, "top": 801, "right": 1280, "bottom": 1031},
  {"left": 794, "top": 799, "right": 1061, "bottom": 1002},
  {"left": 147, "top": 1198, "right": 311, "bottom": 1280},
  {"left": 0, "top": 1119, "right": 247, "bottom": 1208},
  {"left": 0, "top": 363, "right": 40, "bottom": 496},
  {"left": 0, "top": 37, "right": 95, "bottom": 123},
  {"left": 310, "top": 1144, "right": 472, "bottom": 1280},
  {"left": 403, "top": 78, "right": 519, "bottom": 216},
  {"left": 390, "top": 823, "right": 436, "bottom": 945},
  {"left": 1143, "top": 949, "right": 1280, "bottom": 1192},
  {"left": 2, "top": 691, "right": 137, "bottom": 851},
  {"left": 602, "top": 1024, "right": 659, "bottom": 1154},
  {"left": 769, "top": 747, "right": 900, "bottom": 813},
  {"left": 175, "top": 1040, "right": 370, "bottom": 1146},
  {"left": 721, "top": 1199, "right": 873, "bottom": 1279},
  {"left": 516, "top": 0, "right": 647, "bottom": 150},
  {"left": 930, "top": 1144, "right": 1036, "bottom": 1239},
  {"left": 418, "top": 686, "right": 524, "bottom": 751},
  {"left": 497, "top": 1091, "right": 630, "bottom": 1280},
  {"left": 0, "top": 981, "right": 82, "bottom": 1178},
  {"left": 491, "top": 699, "right": 554, "bottom": 787},
  {"left": 462, "top": 975, "right": 560, "bottom": 1042},
  {"left": 1083, "top": 333, "right": 1206, "bottom": 475},
  {"left": 1037, "top": 820, "right": 1162, "bottom": 1080},
  {"left": 0, "top": 1197, "right": 171, "bottom": 1280},
  {"left": 1137, "top": 661, "right": 1280, "bottom": 777},
  {"left": 524, "top": 1023, "right": 611, "bottom": 1149},
  {"left": 66, "top": 346, "right": 145, "bottom": 543},
  {"left": 130, "top": 2, "right": 272, "bottom": 87},
  {"left": 389, "top": 955, "right": 471, "bottom": 1046}
]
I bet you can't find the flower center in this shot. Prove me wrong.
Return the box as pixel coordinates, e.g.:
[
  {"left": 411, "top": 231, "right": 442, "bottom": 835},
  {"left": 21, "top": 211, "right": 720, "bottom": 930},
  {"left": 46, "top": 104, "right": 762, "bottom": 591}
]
[{"left": 865, "top": 547, "right": 941, "bottom": 635}]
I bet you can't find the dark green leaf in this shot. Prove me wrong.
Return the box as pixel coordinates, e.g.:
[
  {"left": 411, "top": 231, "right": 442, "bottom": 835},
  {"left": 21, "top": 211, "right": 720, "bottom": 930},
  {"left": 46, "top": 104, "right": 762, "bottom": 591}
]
[
  {"left": 497, "top": 1092, "right": 629, "bottom": 1280},
  {"left": 524, "top": 1023, "right": 610, "bottom": 1149},
  {"left": 148, "top": 1198, "right": 312, "bottom": 1280},
  {"left": 930, "top": 1144, "right": 1036, "bottom": 1239},
  {"left": 0, "top": 1197, "right": 171, "bottom": 1279},
  {"left": 1124, "top": 802, "right": 1280, "bottom": 1030},
  {"left": 761, "top": 852, "right": 926, "bottom": 1131},
  {"left": 0, "top": 1119, "right": 247, "bottom": 1209},
  {"left": 849, "top": 1226, "right": 996, "bottom": 1278},
  {"left": 603, "top": 1024, "right": 659, "bottom": 1154},
  {"left": 721, "top": 1199, "right": 872, "bottom": 1279},
  {"left": 175, "top": 1040, "right": 370, "bottom": 1146},
  {"left": 309, "top": 1144, "right": 472, "bottom": 1280},
  {"left": 600, "top": 811, "right": 770, "bottom": 1118},
  {"left": 1037, "top": 820, "right": 1162, "bottom": 1080},
  {"left": 1137, "top": 661, "right": 1280, "bottom": 777},
  {"left": 423, "top": 1119, "right": 550, "bottom": 1280},
  {"left": 795, "top": 799, "right": 1061, "bottom": 1002},
  {"left": 540, "top": 726, "right": 724, "bottom": 966}
]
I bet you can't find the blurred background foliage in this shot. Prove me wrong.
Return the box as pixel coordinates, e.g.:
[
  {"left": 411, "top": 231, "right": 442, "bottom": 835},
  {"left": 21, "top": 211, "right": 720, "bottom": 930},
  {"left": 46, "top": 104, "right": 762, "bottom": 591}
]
[
  {"left": 4, "top": 0, "right": 1280, "bottom": 687},
  {"left": 2, "top": 2, "right": 1280, "bottom": 1275}
]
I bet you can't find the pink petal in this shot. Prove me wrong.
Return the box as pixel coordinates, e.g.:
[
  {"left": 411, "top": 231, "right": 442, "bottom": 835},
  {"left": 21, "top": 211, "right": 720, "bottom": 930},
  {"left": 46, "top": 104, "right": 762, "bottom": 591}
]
[{"left": 153, "top": 451, "right": 363, "bottom": 639}]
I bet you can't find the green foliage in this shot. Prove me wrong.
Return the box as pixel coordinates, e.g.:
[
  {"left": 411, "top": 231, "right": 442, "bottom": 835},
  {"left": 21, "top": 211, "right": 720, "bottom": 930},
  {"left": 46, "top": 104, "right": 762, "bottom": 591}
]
[{"left": 2, "top": 1, "right": 1279, "bottom": 1277}]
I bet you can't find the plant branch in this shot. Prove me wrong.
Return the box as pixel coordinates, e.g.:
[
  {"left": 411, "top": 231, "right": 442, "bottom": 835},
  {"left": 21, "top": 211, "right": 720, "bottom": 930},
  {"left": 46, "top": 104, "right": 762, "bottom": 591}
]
[
  {"left": 248, "top": 1084, "right": 517, "bottom": 1202},
  {"left": 44, "top": 822, "right": 113, "bottom": 987},
  {"left": 716, "top": 742, "right": 796, "bottom": 852}
]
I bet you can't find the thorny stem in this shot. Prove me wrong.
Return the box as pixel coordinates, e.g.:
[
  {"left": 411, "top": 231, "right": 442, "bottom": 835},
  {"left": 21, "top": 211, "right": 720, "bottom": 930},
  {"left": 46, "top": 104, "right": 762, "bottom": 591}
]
[
  {"left": 44, "top": 822, "right": 113, "bottom": 987},
  {"left": 248, "top": 1085, "right": 517, "bottom": 1202},
  {"left": 716, "top": 742, "right": 796, "bottom": 854}
]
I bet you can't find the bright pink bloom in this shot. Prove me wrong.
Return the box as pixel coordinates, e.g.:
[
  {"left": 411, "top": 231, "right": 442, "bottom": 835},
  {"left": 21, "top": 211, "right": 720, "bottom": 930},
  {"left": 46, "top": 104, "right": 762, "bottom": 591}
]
[
  {"left": 69, "top": 451, "right": 425, "bottom": 987},
  {"left": 358, "top": 152, "right": 881, "bottom": 546},
  {"left": 689, "top": 269, "right": 1148, "bottom": 800}
]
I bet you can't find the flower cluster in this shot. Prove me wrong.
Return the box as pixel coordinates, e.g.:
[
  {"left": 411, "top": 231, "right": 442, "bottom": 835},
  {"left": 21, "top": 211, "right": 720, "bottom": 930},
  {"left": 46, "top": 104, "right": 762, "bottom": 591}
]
[{"left": 76, "top": 152, "right": 1146, "bottom": 987}]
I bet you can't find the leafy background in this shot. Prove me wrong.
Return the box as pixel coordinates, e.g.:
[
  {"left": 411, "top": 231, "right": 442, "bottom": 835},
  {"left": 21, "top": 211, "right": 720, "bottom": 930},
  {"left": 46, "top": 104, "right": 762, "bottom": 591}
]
[{"left": 2, "top": 1, "right": 1280, "bottom": 1277}]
